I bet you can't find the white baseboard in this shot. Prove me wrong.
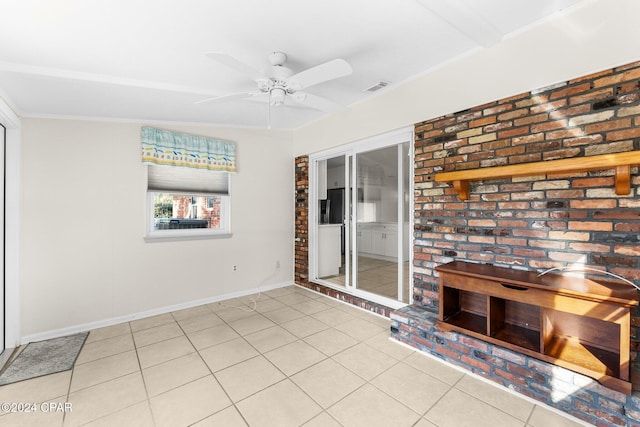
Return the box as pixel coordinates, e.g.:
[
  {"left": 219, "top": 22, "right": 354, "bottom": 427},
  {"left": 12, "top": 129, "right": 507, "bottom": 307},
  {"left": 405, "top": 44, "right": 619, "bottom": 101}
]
[{"left": 20, "top": 280, "right": 294, "bottom": 345}]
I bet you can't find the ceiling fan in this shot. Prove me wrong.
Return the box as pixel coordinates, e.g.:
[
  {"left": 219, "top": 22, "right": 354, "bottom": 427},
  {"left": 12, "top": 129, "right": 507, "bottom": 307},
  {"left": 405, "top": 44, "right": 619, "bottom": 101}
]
[{"left": 198, "top": 51, "right": 353, "bottom": 126}]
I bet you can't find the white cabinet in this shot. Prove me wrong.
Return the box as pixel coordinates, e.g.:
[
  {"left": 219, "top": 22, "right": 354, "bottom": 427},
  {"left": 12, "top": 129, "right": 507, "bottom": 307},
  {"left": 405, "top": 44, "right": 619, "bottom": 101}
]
[
  {"left": 382, "top": 227, "right": 398, "bottom": 258},
  {"left": 357, "top": 222, "right": 409, "bottom": 261},
  {"left": 370, "top": 226, "right": 385, "bottom": 255},
  {"left": 317, "top": 224, "right": 341, "bottom": 277},
  {"left": 371, "top": 223, "right": 398, "bottom": 258},
  {"left": 357, "top": 226, "right": 372, "bottom": 254}
]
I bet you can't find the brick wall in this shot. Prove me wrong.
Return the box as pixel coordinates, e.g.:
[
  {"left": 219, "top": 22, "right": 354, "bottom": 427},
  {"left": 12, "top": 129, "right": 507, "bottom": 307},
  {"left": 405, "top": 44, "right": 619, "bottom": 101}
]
[
  {"left": 294, "top": 156, "right": 309, "bottom": 285},
  {"left": 403, "top": 60, "right": 640, "bottom": 425},
  {"left": 391, "top": 305, "right": 640, "bottom": 426},
  {"left": 173, "top": 196, "right": 221, "bottom": 228}
]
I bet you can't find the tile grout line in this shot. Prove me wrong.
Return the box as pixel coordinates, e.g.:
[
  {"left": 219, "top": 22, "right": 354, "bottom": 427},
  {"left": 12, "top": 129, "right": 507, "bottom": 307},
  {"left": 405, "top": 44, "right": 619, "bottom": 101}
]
[
  {"left": 190, "top": 288, "right": 374, "bottom": 424},
  {"left": 175, "top": 289, "right": 334, "bottom": 424},
  {"left": 173, "top": 307, "right": 252, "bottom": 427},
  {"left": 66, "top": 323, "right": 150, "bottom": 426},
  {"left": 5, "top": 285, "right": 586, "bottom": 426},
  {"left": 62, "top": 353, "right": 76, "bottom": 426},
  {"left": 523, "top": 403, "right": 537, "bottom": 427},
  {"left": 130, "top": 318, "right": 159, "bottom": 427},
  {"left": 224, "top": 287, "right": 340, "bottom": 423},
  {"left": 59, "top": 286, "right": 579, "bottom": 426}
]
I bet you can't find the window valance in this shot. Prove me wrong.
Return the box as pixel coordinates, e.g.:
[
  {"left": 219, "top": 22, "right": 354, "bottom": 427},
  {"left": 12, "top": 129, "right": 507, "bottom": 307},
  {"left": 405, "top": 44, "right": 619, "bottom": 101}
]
[{"left": 141, "top": 127, "right": 236, "bottom": 172}]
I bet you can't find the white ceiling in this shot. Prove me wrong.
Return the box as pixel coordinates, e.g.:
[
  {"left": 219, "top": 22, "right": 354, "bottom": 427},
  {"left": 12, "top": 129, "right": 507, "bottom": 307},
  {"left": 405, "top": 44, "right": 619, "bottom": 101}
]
[{"left": 0, "top": 0, "right": 584, "bottom": 129}]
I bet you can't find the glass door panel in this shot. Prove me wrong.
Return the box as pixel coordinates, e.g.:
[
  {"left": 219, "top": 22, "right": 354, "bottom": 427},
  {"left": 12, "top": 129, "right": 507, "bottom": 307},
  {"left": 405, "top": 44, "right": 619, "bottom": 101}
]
[
  {"left": 354, "top": 146, "right": 400, "bottom": 300},
  {"left": 316, "top": 155, "right": 347, "bottom": 287}
]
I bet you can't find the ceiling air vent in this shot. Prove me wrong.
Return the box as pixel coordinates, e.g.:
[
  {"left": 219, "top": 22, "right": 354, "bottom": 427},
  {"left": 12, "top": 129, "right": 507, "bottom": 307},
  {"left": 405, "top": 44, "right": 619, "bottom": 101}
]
[{"left": 364, "top": 81, "right": 391, "bottom": 92}]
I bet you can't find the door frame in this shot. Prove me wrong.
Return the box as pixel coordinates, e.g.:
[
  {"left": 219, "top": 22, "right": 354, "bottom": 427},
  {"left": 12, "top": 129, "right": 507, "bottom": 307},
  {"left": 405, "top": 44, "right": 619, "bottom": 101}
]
[
  {"left": 309, "top": 126, "right": 414, "bottom": 309},
  {"left": 0, "top": 97, "right": 20, "bottom": 352}
]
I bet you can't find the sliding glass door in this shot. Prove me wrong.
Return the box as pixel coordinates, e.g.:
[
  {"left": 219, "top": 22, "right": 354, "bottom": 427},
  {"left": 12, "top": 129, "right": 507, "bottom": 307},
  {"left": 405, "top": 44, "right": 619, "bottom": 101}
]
[
  {"left": 310, "top": 129, "right": 412, "bottom": 307},
  {"left": 354, "top": 143, "right": 410, "bottom": 303}
]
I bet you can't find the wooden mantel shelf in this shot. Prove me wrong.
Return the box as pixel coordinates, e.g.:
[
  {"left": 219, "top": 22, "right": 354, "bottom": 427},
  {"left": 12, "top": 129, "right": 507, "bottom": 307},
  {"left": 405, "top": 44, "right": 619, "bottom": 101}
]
[{"left": 435, "top": 150, "right": 640, "bottom": 201}]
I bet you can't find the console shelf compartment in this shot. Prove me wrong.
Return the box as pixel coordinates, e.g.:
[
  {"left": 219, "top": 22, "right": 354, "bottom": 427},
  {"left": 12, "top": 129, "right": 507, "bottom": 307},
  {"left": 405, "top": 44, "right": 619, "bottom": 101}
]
[{"left": 436, "top": 261, "right": 638, "bottom": 394}]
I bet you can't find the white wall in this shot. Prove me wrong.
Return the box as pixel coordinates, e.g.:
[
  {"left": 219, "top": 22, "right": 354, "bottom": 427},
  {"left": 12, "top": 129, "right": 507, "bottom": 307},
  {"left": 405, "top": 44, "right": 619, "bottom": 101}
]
[
  {"left": 19, "top": 119, "right": 294, "bottom": 340},
  {"left": 294, "top": 0, "right": 640, "bottom": 156}
]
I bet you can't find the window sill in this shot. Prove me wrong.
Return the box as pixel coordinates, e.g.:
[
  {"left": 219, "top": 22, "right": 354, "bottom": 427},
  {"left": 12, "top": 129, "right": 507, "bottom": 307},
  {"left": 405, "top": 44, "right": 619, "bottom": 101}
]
[{"left": 144, "top": 230, "right": 233, "bottom": 242}]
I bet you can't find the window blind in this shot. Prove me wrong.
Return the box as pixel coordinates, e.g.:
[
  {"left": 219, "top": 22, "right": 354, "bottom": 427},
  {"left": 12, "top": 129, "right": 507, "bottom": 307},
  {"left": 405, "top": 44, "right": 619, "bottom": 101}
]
[{"left": 147, "top": 164, "right": 229, "bottom": 196}]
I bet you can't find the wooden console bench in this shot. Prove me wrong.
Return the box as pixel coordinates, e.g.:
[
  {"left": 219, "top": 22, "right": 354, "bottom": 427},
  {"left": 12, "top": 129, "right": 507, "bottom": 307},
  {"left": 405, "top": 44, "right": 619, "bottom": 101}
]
[{"left": 435, "top": 261, "right": 639, "bottom": 394}]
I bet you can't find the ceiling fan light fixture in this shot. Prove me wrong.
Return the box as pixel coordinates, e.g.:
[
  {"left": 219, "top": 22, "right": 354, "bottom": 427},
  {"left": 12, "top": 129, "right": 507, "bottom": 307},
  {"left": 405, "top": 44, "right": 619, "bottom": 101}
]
[
  {"left": 268, "top": 51, "right": 287, "bottom": 66},
  {"left": 270, "top": 87, "right": 286, "bottom": 106}
]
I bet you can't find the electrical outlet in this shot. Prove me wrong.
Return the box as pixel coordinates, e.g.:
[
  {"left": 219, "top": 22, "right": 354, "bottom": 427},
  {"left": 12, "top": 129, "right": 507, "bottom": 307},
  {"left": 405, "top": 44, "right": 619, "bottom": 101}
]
[
  {"left": 276, "top": 260, "right": 280, "bottom": 269},
  {"left": 232, "top": 265, "right": 237, "bottom": 272}
]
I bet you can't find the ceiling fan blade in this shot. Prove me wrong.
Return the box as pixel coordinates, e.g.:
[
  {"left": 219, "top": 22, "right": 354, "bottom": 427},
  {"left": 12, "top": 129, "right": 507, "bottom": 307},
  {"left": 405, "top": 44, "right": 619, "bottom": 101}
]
[
  {"left": 195, "top": 91, "right": 260, "bottom": 105},
  {"left": 204, "top": 52, "right": 267, "bottom": 81},
  {"left": 288, "top": 59, "right": 352, "bottom": 90},
  {"left": 291, "top": 92, "right": 345, "bottom": 113}
]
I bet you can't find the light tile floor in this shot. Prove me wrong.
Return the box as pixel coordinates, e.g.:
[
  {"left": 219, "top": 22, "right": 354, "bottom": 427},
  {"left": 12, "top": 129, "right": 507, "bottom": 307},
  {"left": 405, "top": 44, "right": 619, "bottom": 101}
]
[{"left": 0, "top": 285, "right": 589, "bottom": 427}]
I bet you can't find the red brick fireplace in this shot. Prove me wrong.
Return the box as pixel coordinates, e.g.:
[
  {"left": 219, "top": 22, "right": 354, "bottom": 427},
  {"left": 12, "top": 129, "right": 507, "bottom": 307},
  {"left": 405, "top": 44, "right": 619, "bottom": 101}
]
[
  {"left": 397, "top": 60, "right": 640, "bottom": 426},
  {"left": 295, "top": 60, "right": 640, "bottom": 426}
]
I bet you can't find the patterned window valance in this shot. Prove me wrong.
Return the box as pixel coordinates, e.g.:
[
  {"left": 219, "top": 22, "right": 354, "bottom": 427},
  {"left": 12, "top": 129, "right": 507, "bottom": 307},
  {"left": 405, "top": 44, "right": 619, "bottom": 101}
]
[{"left": 141, "top": 127, "right": 236, "bottom": 172}]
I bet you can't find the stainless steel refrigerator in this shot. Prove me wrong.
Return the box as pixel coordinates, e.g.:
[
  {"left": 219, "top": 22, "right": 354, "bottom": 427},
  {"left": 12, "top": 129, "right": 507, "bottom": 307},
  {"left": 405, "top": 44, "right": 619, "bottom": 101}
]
[{"left": 326, "top": 188, "right": 345, "bottom": 254}]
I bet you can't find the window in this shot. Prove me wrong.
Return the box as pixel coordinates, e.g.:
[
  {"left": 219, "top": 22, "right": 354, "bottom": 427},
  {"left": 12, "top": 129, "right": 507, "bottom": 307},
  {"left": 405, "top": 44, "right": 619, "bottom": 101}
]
[
  {"left": 148, "top": 193, "right": 230, "bottom": 238},
  {"left": 145, "top": 165, "right": 231, "bottom": 239},
  {"left": 206, "top": 197, "right": 216, "bottom": 209},
  {"left": 152, "top": 194, "right": 225, "bottom": 228},
  {"left": 140, "top": 126, "right": 236, "bottom": 240}
]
